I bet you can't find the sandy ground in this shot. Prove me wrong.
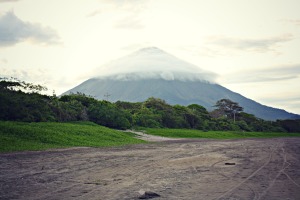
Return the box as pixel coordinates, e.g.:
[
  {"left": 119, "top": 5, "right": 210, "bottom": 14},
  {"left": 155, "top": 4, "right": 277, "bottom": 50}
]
[
  {"left": 1, "top": 137, "right": 300, "bottom": 200},
  {"left": 124, "top": 130, "right": 182, "bottom": 142}
]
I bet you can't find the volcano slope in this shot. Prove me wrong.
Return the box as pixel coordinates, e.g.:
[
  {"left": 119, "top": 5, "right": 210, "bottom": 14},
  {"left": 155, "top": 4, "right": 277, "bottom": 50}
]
[
  {"left": 63, "top": 47, "right": 300, "bottom": 121},
  {"left": 1, "top": 137, "right": 300, "bottom": 200}
]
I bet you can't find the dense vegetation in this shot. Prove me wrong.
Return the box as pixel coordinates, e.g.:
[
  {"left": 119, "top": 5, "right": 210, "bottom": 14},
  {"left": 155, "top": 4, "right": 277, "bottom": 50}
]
[
  {"left": 1, "top": 78, "right": 299, "bottom": 133},
  {"left": 0, "top": 121, "right": 145, "bottom": 152}
]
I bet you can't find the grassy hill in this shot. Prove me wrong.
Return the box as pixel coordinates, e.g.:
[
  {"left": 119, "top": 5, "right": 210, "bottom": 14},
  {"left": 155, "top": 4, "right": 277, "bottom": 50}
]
[
  {"left": 0, "top": 121, "right": 145, "bottom": 152},
  {"left": 1, "top": 121, "right": 299, "bottom": 153}
]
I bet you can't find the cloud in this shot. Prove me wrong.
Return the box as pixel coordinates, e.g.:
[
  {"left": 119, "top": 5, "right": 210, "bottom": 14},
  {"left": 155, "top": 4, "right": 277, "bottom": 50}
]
[
  {"left": 264, "top": 95, "right": 300, "bottom": 104},
  {"left": 0, "top": 11, "right": 60, "bottom": 47},
  {"left": 1, "top": 58, "right": 8, "bottom": 64},
  {"left": 224, "top": 64, "right": 300, "bottom": 84},
  {"left": 87, "top": 0, "right": 148, "bottom": 30},
  {"left": 0, "top": 0, "right": 19, "bottom": 2},
  {"left": 259, "top": 95, "right": 300, "bottom": 114},
  {"left": 0, "top": 65, "right": 68, "bottom": 94},
  {"left": 101, "top": 0, "right": 147, "bottom": 11},
  {"left": 93, "top": 47, "right": 218, "bottom": 83},
  {"left": 86, "top": 9, "right": 103, "bottom": 18},
  {"left": 114, "top": 15, "right": 144, "bottom": 29},
  {"left": 281, "top": 19, "right": 300, "bottom": 26},
  {"left": 177, "top": 45, "right": 227, "bottom": 58},
  {"left": 88, "top": 0, "right": 148, "bottom": 17},
  {"left": 0, "top": 66, "right": 49, "bottom": 84},
  {"left": 230, "top": 75, "right": 297, "bottom": 83},
  {"left": 205, "top": 34, "right": 294, "bottom": 54}
]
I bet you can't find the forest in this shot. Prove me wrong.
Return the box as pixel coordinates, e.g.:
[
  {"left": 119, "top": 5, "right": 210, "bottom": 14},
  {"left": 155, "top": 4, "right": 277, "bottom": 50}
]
[{"left": 1, "top": 77, "right": 299, "bottom": 132}]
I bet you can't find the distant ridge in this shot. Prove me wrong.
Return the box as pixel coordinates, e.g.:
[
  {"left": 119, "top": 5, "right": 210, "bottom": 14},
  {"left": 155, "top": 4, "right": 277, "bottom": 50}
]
[{"left": 63, "top": 47, "right": 300, "bottom": 121}]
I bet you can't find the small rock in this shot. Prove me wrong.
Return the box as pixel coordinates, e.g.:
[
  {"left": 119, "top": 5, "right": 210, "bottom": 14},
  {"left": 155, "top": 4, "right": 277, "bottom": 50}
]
[
  {"left": 138, "top": 190, "right": 160, "bottom": 199},
  {"left": 225, "top": 162, "right": 236, "bottom": 165}
]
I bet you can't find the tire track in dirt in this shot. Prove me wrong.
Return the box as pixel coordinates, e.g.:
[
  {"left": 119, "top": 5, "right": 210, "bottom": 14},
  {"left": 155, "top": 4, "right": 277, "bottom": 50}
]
[
  {"left": 1, "top": 138, "right": 300, "bottom": 200},
  {"left": 47, "top": 144, "right": 189, "bottom": 200},
  {"left": 210, "top": 158, "right": 234, "bottom": 179},
  {"left": 280, "top": 146, "right": 300, "bottom": 188},
  {"left": 215, "top": 141, "right": 281, "bottom": 200},
  {"left": 257, "top": 145, "right": 294, "bottom": 200}
]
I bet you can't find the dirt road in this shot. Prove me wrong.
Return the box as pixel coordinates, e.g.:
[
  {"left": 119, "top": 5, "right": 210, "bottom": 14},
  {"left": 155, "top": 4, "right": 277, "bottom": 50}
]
[{"left": 1, "top": 137, "right": 300, "bottom": 200}]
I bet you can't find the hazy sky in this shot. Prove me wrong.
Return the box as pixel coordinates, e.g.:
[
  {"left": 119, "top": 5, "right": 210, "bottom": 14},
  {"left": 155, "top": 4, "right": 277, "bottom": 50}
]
[{"left": 1, "top": 0, "right": 300, "bottom": 114}]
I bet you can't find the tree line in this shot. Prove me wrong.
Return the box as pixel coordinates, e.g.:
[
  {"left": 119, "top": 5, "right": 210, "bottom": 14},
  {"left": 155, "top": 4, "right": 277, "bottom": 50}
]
[{"left": 1, "top": 78, "right": 299, "bottom": 132}]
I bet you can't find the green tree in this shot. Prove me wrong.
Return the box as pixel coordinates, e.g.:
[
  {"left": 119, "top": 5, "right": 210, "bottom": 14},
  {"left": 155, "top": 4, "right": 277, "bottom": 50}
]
[
  {"left": 88, "top": 101, "right": 131, "bottom": 129},
  {"left": 187, "top": 104, "right": 210, "bottom": 129},
  {"left": 214, "top": 99, "right": 243, "bottom": 122},
  {"left": 0, "top": 77, "right": 47, "bottom": 93},
  {"left": 143, "top": 97, "right": 178, "bottom": 128},
  {"left": 133, "top": 106, "right": 162, "bottom": 128}
]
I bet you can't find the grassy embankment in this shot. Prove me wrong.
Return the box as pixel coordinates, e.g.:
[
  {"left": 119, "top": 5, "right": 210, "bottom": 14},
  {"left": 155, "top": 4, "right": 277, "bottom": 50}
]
[
  {"left": 1, "top": 121, "right": 299, "bottom": 153},
  {"left": 142, "top": 128, "right": 300, "bottom": 139},
  {"left": 0, "top": 121, "right": 145, "bottom": 152}
]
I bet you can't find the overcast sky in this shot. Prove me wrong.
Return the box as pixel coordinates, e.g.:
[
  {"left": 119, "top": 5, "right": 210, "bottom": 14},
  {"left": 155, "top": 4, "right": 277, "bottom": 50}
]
[{"left": 1, "top": 0, "right": 300, "bottom": 114}]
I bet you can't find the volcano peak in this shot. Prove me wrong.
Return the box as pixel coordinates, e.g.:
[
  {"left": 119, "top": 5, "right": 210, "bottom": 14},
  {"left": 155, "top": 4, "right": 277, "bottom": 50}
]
[
  {"left": 137, "top": 46, "right": 162, "bottom": 52},
  {"left": 63, "top": 48, "right": 300, "bottom": 121},
  {"left": 93, "top": 47, "right": 217, "bottom": 82}
]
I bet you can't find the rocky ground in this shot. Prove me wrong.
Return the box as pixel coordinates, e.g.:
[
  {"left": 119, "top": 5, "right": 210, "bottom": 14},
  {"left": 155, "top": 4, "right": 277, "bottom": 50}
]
[{"left": 1, "top": 137, "right": 300, "bottom": 200}]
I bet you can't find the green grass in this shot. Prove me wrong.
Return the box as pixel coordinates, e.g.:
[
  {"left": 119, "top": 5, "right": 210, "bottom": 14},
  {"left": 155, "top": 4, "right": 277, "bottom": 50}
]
[
  {"left": 2, "top": 121, "right": 299, "bottom": 153},
  {"left": 142, "top": 128, "right": 300, "bottom": 139},
  {"left": 0, "top": 121, "right": 145, "bottom": 152}
]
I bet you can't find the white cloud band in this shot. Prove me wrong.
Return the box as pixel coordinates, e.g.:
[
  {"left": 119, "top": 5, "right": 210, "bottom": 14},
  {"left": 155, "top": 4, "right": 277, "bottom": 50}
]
[{"left": 0, "top": 11, "right": 60, "bottom": 47}]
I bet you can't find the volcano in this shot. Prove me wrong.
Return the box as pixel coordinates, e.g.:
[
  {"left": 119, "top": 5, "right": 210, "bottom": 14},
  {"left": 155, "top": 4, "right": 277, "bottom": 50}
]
[{"left": 63, "top": 47, "right": 299, "bottom": 121}]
